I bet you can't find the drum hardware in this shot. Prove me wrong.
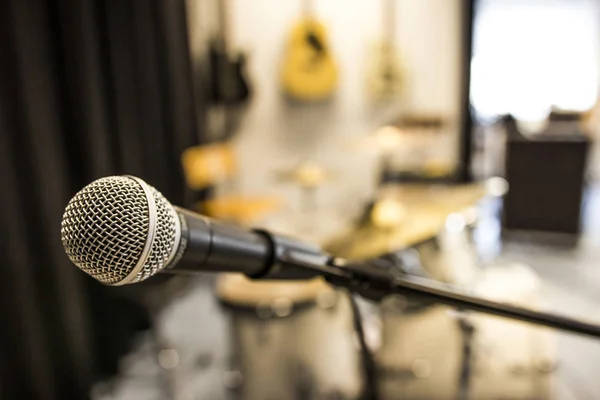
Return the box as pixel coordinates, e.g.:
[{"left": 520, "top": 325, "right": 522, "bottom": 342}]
[
  {"left": 410, "top": 359, "right": 432, "bottom": 378},
  {"left": 348, "top": 292, "right": 379, "bottom": 400},
  {"left": 316, "top": 289, "right": 339, "bottom": 310},
  {"left": 502, "top": 357, "right": 558, "bottom": 376},
  {"left": 378, "top": 366, "right": 422, "bottom": 380},
  {"left": 274, "top": 160, "right": 336, "bottom": 237},
  {"left": 223, "top": 370, "right": 244, "bottom": 390},
  {"left": 194, "top": 352, "right": 214, "bottom": 371},
  {"left": 294, "top": 362, "right": 317, "bottom": 399},
  {"left": 271, "top": 297, "right": 294, "bottom": 317},
  {"left": 535, "top": 357, "right": 557, "bottom": 373},
  {"left": 379, "top": 252, "right": 439, "bottom": 313},
  {"left": 393, "top": 247, "right": 424, "bottom": 273},
  {"left": 289, "top": 365, "right": 352, "bottom": 400},
  {"left": 380, "top": 294, "right": 408, "bottom": 314},
  {"left": 293, "top": 363, "right": 351, "bottom": 400},
  {"left": 256, "top": 300, "right": 275, "bottom": 319},
  {"left": 379, "top": 358, "right": 453, "bottom": 380},
  {"left": 508, "top": 364, "right": 528, "bottom": 376},
  {"left": 378, "top": 366, "right": 415, "bottom": 380},
  {"left": 157, "top": 349, "right": 180, "bottom": 370}
]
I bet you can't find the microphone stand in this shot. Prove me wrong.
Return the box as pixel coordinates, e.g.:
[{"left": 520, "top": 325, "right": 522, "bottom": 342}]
[{"left": 277, "top": 252, "right": 600, "bottom": 339}]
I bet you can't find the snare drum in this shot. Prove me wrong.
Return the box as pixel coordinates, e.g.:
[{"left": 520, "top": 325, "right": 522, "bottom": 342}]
[{"left": 216, "top": 274, "right": 362, "bottom": 400}]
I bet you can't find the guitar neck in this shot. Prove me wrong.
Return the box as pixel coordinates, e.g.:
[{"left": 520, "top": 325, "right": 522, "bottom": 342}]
[
  {"left": 216, "top": 0, "right": 232, "bottom": 52},
  {"left": 302, "top": 0, "right": 315, "bottom": 21},
  {"left": 384, "top": 0, "right": 397, "bottom": 49}
]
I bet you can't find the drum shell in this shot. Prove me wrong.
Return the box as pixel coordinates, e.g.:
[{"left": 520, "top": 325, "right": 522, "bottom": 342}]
[
  {"left": 377, "top": 302, "right": 464, "bottom": 400},
  {"left": 222, "top": 290, "right": 362, "bottom": 400}
]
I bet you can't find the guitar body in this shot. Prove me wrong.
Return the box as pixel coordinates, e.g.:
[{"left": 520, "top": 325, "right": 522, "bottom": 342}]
[
  {"left": 208, "top": 39, "right": 251, "bottom": 105},
  {"left": 367, "top": 41, "right": 405, "bottom": 100},
  {"left": 281, "top": 19, "right": 338, "bottom": 102}
]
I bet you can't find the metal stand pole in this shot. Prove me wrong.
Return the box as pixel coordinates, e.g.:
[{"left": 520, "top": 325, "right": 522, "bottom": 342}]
[{"left": 277, "top": 252, "right": 600, "bottom": 339}]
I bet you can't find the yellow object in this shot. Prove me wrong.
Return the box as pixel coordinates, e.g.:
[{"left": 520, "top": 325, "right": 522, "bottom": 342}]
[
  {"left": 280, "top": 19, "right": 338, "bottom": 101},
  {"left": 181, "top": 143, "right": 281, "bottom": 224},
  {"left": 366, "top": 41, "right": 406, "bottom": 100},
  {"left": 422, "top": 159, "right": 454, "bottom": 177},
  {"left": 181, "top": 143, "right": 236, "bottom": 189},
  {"left": 371, "top": 198, "right": 407, "bottom": 228},
  {"left": 275, "top": 160, "right": 334, "bottom": 188},
  {"left": 325, "top": 184, "right": 487, "bottom": 260},
  {"left": 201, "top": 196, "right": 281, "bottom": 224},
  {"left": 372, "top": 125, "right": 405, "bottom": 152}
]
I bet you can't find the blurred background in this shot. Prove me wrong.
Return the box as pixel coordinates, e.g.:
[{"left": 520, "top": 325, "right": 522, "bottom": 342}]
[{"left": 2, "top": 0, "right": 600, "bottom": 399}]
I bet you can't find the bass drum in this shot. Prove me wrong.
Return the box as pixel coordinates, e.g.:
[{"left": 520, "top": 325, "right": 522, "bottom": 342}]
[
  {"left": 377, "top": 296, "right": 466, "bottom": 400},
  {"left": 375, "top": 215, "right": 478, "bottom": 400},
  {"left": 216, "top": 274, "right": 362, "bottom": 400}
]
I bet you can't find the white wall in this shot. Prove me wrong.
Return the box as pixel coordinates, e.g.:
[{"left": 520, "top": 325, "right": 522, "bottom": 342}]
[{"left": 187, "top": 0, "right": 465, "bottom": 220}]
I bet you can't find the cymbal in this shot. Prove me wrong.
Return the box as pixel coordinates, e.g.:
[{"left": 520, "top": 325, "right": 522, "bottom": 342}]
[
  {"left": 324, "top": 183, "right": 488, "bottom": 260},
  {"left": 181, "top": 143, "right": 236, "bottom": 189},
  {"left": 347, "top": 125, "right": 405, "bottom": 153},
  {"left": 347, "top": 115, "right": 451, "bottom": 154}
]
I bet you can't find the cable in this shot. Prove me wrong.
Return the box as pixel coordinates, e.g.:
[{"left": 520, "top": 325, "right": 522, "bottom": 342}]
[
  {"left": 347, "top": 291, "right": 379, "bottom": 400},
  {"left": 456, "top": 311, "right": 475, "bottom": 400}
]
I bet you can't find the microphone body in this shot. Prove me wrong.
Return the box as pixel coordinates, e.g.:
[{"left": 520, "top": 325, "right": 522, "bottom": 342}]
[
  {"left": 173, "top": 208, "right": 269, "bottom": 276},
  {"left": 170, "top": 208, "right": 327, "bottom": 280}
]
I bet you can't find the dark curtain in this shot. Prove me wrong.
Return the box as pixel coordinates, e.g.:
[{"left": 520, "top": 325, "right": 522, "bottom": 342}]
[{"left": 0, "top": 0, "right": 202, "bottom": 399}]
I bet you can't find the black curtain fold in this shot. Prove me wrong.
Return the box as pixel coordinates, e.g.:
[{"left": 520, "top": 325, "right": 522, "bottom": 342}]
[{"left": 0, "top": 0, "right": 202, "bottom": 398}]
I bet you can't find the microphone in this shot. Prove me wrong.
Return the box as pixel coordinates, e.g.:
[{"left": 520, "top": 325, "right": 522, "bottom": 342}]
[
  {"left": 60, "top": 175, "right": 326, "bottom": 286},
  {"left": 61, "top": 176, "right": 600, "bottom": 338},
  {"left": 60, "top": 175, "right": 600, "bottom": 339}
]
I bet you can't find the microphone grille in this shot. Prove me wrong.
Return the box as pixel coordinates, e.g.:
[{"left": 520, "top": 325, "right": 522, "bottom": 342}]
[{"left": 60, "top": 176, "right": 181, "bottom": 285}]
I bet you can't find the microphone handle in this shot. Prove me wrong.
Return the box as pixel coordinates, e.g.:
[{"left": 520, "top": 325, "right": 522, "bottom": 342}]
[{"left": 166, "top": 208, "right": 327, "bottom": 279}]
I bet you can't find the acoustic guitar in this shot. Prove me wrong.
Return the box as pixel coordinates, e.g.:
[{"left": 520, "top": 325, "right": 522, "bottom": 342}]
[
  {"left": 281, "top": 0, "right": 338, "bottom": 102},
  {"left": 367, "top": 0, "right": 405, "bottom": 100}
]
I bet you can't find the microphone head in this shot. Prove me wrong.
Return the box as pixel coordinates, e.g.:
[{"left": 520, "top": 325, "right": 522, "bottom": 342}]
[{"left": 61, "top": 176, "right": 183, "bottom": 285}]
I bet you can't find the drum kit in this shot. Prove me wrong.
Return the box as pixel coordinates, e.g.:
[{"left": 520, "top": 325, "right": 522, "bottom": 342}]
[
  {"left": 207, "top": 170, "right": 556, "bottom": 399},
  {"left": 155, "top": 129, "right": 557, "bottom": 400}
]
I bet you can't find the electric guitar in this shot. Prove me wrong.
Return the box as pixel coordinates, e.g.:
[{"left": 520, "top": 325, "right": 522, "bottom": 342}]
[
  {"left": 367, "top": 0, "right": 405, "bottom": 100},
  {"left": 281, "top": 0, "right": 338, "bottom": 102},
  {"left": 208, "top": 0, "right": 251, "bottom": 105}
]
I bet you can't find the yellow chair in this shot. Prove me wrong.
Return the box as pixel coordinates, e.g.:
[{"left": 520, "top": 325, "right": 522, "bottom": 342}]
[{"left": 181, "top": 143, "right": 280, "bottom": 224}]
